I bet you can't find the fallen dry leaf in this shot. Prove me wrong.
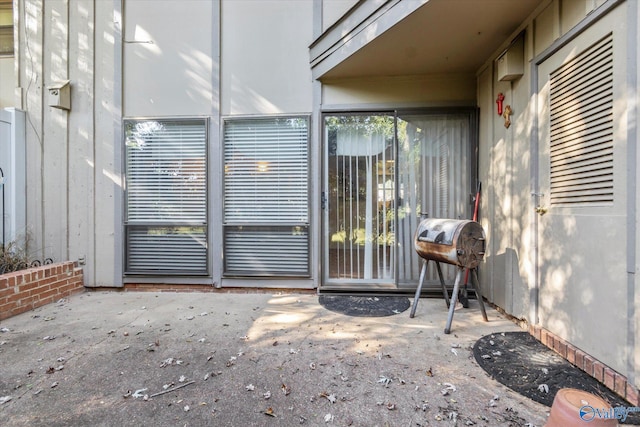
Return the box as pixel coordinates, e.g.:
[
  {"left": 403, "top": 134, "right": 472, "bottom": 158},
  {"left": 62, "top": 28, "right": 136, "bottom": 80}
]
[
  {"left": 320, "top": 392, "right": 337, "bottom": 404},
  {"left": 281, "top": 383, "right": 291, "bottom": 396}
]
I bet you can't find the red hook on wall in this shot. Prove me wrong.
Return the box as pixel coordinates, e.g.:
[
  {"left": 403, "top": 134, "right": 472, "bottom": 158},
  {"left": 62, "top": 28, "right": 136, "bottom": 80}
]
[{"left": 496, "top": 93, "right": 505, "bottom": 116}]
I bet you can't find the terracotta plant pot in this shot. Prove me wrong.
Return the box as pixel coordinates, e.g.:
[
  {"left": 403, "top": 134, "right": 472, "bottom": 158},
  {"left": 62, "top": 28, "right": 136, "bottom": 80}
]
[{"left": 545, "top": 388, "right": 618, "bottom": 427}]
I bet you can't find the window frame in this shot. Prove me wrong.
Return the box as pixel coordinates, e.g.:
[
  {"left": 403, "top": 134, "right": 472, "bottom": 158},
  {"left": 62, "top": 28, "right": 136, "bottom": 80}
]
[
  {"left": 222, "top": 115, "right": 311, "bottom": 278},
  {"left": 123, "top": 117, "right": 209, "bottom": 276}
]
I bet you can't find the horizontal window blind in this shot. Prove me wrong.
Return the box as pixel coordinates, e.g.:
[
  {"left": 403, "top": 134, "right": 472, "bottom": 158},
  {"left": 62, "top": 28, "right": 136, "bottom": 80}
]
[
  {"left": 127, "top": 226, "right": 207, "bottom": 274},
  {"left": 125, "top": 119, "right": 208, "bottom": 275},
  {"left": 549, "top": 34, "right": 614, "bottom": 205},
  {"left": 126, "top": 121, "right": 207, "bottom": 222},
  {"left": 223, "top": 117, "right": 309, "bottom": 276},
  {"left": 224, "top": 118, "right": 308, "bottom": 223},
  {"left": 224, "top": 226, "right": 309, "bottom": 276}
]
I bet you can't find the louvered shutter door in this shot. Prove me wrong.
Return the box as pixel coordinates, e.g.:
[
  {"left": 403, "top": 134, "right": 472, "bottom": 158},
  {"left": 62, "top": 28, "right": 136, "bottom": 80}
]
[
  {"left": 223, "top": 118, "right": 309, "bottom": 276},
  {"left": 549, "top": 34, "right": 614, "bottom": 205},
  {"left": 125, "top": 119, "right": 208, "bottom": 274}
]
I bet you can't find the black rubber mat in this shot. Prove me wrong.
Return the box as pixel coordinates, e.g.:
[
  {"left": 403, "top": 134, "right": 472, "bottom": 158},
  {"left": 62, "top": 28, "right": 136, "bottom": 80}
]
[
  {"left": 318, "top": 295, "right": 410, "bottom": 317},
  {"left": 473, "top": 332, "right": 639, "bottom": 424}
]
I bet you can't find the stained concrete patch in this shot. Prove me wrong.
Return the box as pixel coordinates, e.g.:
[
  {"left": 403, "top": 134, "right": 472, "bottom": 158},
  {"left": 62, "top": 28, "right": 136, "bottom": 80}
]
[{"left": 0, "top": 291, "right": 550, "bottom": 426}]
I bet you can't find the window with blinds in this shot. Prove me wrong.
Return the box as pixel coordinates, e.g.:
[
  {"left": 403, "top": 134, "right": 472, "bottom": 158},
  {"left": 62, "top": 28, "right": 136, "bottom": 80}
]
[
  {"left": 223, "top": 117, "right": 309, "bottom": 276},
  {"left": 124, "top": 119, "right": 208, "bottom": 274},
  {"left": 549, "top": 34, "right": 614, "bottom": 205}
]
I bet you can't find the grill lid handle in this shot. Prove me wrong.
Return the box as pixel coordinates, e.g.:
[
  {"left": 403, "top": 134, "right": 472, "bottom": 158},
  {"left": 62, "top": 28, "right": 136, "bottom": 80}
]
[{"left": 417, "top": 229, "right": 446, "bottom": 244}]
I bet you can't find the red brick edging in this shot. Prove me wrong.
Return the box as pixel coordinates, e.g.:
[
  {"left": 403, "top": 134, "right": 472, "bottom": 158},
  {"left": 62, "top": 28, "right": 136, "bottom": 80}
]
[
  {"left": 529, "top": 324, "right": 639, "bottom": 407},
  {"left": 0, "top": 262, "right": 84, "bottom": 321}
]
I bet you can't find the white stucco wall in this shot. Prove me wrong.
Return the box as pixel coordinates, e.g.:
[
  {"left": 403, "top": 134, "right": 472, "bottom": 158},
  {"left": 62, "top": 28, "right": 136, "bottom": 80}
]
[
  {"left": 477, "top": 0, "right": 638, "bottom": 384},
  {"left": 123, "top": 0, "right": 214, "bottom": 117},
  {"left": 322, "top": 0, "right": 358, "bottom": 32},
  {"left": 16, "top": 0, "right": 316, "bottom": 287},
  {"left": 321, "top": 73, "right": 476, "bottom": 107},
  {"left": 221, "top": 0, "right": 313, "bottom": 115}
]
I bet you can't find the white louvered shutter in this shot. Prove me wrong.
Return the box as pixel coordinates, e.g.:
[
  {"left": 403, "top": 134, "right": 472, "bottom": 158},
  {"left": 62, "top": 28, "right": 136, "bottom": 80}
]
[{"left": 549, "top": 34, "right": 614, "bottom": 205}]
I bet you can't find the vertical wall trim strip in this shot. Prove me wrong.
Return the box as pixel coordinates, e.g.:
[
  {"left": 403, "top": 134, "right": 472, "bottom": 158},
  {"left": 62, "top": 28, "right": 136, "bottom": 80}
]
[
  {"left": 312, "top": 0, "right": 323, "bottom": 288},
  {"left": 625, "top": 0, "right": 638, "bottom": 387},
  {"left": 65, "top": 0, "right": 70, "bottom": 262},
  {"left": 211, "top": 0, "right": 221, "bottom": 286},
  {"left": 113, "top": 0, "right": 123, "bottom": 284},
  {"left": 92, "top": 0, "right": 97, "bottom": 286}
]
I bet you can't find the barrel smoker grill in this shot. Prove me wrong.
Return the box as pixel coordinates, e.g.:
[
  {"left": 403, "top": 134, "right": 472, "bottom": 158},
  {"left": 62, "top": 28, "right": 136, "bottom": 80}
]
[{"left": 409, "top": 217, "right": 488, "bottom": 334}]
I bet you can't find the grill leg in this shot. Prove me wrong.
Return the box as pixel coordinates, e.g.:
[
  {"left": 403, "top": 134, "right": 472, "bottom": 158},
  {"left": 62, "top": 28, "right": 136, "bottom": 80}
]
[
  {"left": 435, "top": 262, "right": 450, "bottom": 308},
  {"left": 444, "top": 267, "right": 464, "bottom": 334},
  {"left": 410, "top": 260, "right": 428, "bottom": 318},
  {"left": 471, "top": 268, "right": 488, "bottom": 322}
]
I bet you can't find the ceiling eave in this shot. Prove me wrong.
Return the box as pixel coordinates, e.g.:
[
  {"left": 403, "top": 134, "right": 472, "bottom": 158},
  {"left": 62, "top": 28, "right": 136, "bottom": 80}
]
[
  {"left": 310, "top": 0, "right": 545, "bottom": 82},
  {"left": 310, "top": 0, "right": 428, "bottom": 81}
]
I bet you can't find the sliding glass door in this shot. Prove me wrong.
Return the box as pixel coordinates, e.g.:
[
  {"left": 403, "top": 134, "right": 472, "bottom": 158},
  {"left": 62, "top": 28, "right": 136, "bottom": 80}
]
[{"left": 323, "top": 111, "right": 475, "bottom": 290}]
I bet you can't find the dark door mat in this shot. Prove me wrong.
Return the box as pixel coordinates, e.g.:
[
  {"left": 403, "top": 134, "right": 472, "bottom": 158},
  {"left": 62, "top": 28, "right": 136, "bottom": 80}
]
[
  {"left": 318, "top": 295, "right": 410, "bottom": 317},
  {"left": 473, "top": 332, "right": 639, "bottom": 424}
]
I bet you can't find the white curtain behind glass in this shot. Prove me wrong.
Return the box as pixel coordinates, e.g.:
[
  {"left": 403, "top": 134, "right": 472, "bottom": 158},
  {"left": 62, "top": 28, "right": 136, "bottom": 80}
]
[
  {"left": 335, "top": 129, "right": 391, "bottom": 280},
  {"left": 397, "top": 114, "right": 471, "bottom": 284}
]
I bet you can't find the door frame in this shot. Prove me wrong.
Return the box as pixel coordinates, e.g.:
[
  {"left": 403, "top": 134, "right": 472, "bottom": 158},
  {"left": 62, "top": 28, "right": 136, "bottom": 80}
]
[
  {"left": 320, "top": 111, "right": 398, "bottom": 291},
  {"left": 529, "top": 0, "right": 626, "bottom": 324},
  {"left": 319, "top": 107, "right": 479, "bottom": 293}
]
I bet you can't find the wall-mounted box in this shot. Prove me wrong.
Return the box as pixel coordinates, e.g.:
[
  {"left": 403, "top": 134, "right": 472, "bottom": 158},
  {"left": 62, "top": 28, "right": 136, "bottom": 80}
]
[
  {"left": 497, "top": 36, "right": 524, "bottom": 81},
  {"left": 47, "top": 80, "right": 71, "bottom": 110}
]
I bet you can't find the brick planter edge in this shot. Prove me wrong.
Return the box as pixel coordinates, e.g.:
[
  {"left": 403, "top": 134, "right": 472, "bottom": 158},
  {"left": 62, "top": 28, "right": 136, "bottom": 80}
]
[{"left": 0, "top": 261, "right": 84, "bottom": 321}]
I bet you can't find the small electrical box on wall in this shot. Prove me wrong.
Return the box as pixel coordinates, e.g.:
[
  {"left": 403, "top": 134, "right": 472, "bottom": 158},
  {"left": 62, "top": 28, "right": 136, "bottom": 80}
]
[
  {"left": 497, "top": 35, "right": 524, "bottom": 81},
  {"left": 47, "top": 80, "right": 71, "bottom": 110}
]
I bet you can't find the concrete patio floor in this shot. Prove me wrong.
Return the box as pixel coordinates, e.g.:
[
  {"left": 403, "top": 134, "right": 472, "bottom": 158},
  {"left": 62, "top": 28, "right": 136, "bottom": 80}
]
[{"left": 0, "top": 291, "right": 549, "bottom": 426}]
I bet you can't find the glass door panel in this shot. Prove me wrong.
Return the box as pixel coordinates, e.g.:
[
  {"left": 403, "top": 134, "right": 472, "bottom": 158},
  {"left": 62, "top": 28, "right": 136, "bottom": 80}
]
[
  {"left": 396, "top": 113, "right": 473, "bottom": 288},
  {"left": 324, "top": 115, "right": 396, "bottom": 285}
]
